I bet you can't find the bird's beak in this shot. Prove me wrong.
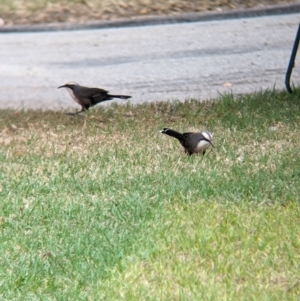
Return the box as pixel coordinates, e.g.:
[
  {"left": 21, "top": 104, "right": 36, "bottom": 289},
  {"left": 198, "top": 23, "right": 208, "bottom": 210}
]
[{"left": 57, "top": 85, "right": 66, "bottom": 89}]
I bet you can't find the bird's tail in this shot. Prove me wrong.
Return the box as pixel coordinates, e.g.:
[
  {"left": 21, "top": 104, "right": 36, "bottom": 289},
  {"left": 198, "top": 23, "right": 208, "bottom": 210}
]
[
  {"left": 109, "top": 94, "right": 132, "bottom": 99},
  {"left": 160, "top": 128, "right": 183, "bottom": 140},
  {"left": 208, "top": 140, "right": 215, "bottom": 148},
  {"left": 201, "top": 131, "right": 214, "bottom": 147}
]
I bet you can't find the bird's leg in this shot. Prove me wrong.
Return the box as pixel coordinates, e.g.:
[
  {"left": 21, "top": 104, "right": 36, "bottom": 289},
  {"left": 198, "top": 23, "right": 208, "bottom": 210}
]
[
  {"left": 65, "top": 111, "right": 83, "bottom": 116},
  {"left": 65, "top": 107, "right": 86, "bottom": 116}
]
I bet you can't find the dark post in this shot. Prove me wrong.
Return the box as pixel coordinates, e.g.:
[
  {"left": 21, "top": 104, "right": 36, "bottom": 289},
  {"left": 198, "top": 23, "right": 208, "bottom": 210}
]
[{"left": 285, "top": 23, "right": 300, "bottom": 93}]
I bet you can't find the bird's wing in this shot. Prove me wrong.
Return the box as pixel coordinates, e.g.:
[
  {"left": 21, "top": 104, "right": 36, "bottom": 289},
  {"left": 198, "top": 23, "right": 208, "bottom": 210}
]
[
  {"left": 181, "top": 133, "right": 197, "bottom": 148},
  {"left": 192, "top": 133, "right": 214, "bottom": 147},
  {"left": 182, "top": 132, "right": 211, "bottom": 148},
  {"left": 76, "top": 87, "right": 109, "bottom": 99}
]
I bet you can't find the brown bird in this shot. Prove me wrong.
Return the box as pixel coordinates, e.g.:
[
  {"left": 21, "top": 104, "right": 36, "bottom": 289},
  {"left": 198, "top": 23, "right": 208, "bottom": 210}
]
[
  {"left": 58, "top": 82, "right": 132, "bottom": 115},
  {"left": 160, "top": 128, "right": 214, "bottom": 156}
]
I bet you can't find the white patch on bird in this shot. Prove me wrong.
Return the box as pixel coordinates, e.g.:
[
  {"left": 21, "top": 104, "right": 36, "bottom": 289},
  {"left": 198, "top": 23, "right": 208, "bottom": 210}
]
[
  {"left": 201, "top": 131, "right": 212, "bottom": 141},
  {"left": 195, "top": 131, "right": 213, "bottom": 152},
  {"left": 196, "top": 140, "right": 211, "bottom": 152}
]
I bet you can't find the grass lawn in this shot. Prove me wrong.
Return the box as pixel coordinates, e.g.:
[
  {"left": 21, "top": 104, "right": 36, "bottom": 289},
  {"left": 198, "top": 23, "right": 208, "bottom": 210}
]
[
  {"left": 0, "top": 89, "right": 300, "bottom": 300},
  {"left": 0, "top": 0, "right": 298, "bottom": 25}
]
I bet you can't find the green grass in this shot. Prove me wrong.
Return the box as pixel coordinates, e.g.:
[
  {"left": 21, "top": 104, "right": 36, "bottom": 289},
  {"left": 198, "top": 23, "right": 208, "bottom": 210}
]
[{"left": 0, "top": 89, "right": 300, "bottom": 300}]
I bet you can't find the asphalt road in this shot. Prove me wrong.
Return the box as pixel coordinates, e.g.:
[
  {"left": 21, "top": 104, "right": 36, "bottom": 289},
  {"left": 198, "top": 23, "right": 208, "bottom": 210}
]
[{"left": 1, "top": 12, "right": 300, "bottom": 111}]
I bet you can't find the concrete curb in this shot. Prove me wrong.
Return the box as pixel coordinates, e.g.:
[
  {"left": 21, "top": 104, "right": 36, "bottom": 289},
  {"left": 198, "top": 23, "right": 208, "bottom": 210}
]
[{"left": 1, "top": 3, "right": 300, "bottom": 33}]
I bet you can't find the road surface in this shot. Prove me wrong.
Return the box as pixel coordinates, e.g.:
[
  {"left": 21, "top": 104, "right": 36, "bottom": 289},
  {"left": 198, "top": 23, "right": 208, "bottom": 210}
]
[{"left": 1, "top": 12, "right": 300, "bottom": 110}]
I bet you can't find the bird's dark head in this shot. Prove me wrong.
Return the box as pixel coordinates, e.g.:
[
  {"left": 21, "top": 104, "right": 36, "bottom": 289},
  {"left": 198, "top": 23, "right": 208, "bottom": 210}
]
[
  {"left": 159, "top": 128, "right": 170, "bottom": 134},
  {"left": 58, "top": 82, "right": 79, "bottom": 90}
]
